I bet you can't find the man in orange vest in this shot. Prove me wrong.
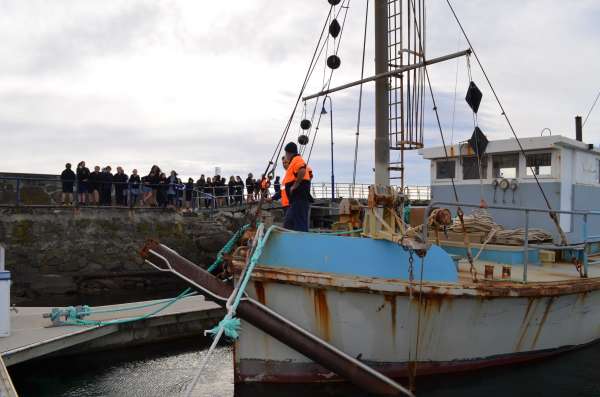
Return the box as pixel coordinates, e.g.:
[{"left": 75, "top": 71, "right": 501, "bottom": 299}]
[
  {"left": 282, "top": 142, "right": 312, "bottom": 231},
  {"left": 269, "top": 156, "right": 289, "bottom": 214}
]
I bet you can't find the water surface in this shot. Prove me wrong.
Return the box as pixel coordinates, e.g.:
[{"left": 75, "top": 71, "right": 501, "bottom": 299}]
[{"left": 9, "top": 338, "right": 600, "bottom": 396}]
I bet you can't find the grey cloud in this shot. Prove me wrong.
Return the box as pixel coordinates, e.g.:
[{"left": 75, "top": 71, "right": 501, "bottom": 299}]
[
  {"left": 2, "top": 0, "right": 600, "bottom": 187},
  {"left": 16, "top": 1, "right": 164, "bottom": 75}
]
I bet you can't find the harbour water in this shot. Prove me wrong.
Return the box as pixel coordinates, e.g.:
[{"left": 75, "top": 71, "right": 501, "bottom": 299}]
[{"left": 8, "top": 337, "right": 600, "bottom": 396}]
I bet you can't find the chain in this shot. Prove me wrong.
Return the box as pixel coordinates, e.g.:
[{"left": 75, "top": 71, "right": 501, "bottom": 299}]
[{"left": 408, "top": 249, "right": 415, "bottom": 299}]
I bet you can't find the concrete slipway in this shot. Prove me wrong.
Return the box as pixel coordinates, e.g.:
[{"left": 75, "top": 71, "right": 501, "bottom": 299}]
[{"left": 0, "top": 295, "right": 231, "bottom": 396}]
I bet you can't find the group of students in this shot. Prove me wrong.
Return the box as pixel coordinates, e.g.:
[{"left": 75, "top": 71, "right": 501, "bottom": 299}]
[
  {"left": 58, "top": 142, "right": 313, "bottom": 230},
  {"left": 59, "top": 163, "right": 284, "bottom": 209},
  {"left": 60, "top": 162, "right": 139, "bottom": 206}
]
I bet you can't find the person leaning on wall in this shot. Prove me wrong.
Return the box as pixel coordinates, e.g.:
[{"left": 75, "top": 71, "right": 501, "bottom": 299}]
[{"left": 60, "top": 163, "right": 76, "bottom": 205}]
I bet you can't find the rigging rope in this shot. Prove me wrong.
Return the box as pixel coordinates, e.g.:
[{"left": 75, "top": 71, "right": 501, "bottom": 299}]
[
  {"left": 465, "top": 56, "right": 485, "bottom": 204},
  {"left": 301, "top": 3, "right": 349, "bottom": 158},
  {"left": 583, "top": 89, "right": 600, "bottom": 127},
  {"left": 445, "top": 0, "right": 567, "bottom": 245},
  {"left": 261, "top": 6, "right": 334, "bottom": 180},
  {"left": 306, "top": 0, "right": 352, "bottom": 164},
  {"left": 351, "top": 0, "right": 369, "bottom": 196},
  {"left": 449, "top": 34, "right": 461, "bottom": 147}
]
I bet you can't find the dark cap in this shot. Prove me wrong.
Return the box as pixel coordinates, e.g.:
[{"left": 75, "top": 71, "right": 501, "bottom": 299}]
[{"left": 284, "top": 142, "right": 298, "bottom": 154}]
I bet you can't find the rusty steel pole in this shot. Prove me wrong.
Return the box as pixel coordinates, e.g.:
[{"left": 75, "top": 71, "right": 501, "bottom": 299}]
[{"left": 141, "top": 241, "right": 412, "bottom": 397}]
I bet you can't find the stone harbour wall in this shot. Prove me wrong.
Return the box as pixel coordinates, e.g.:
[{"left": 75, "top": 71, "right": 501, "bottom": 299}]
[{"left": 0, "top": 208, "right": 244, "bottom": 306}]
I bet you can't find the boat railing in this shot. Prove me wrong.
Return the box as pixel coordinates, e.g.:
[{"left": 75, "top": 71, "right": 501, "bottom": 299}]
[
  {"left": 424, "top": 201, "right": 600, "bottom": 282},
  {"left": 310, "top": 183, "right": 431, "bottom": 201}
]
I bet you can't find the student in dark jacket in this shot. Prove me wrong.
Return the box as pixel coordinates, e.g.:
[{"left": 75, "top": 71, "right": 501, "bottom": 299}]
[
  {"left": 76, "top": 161, "right": 90, "bottom": 205},
  {"left": 60, "top": 163, "right": 76, "bottom": 205},
  {"left": 245, "top": 173, "right": 254, "bottom": 203},
  {"left": 196, "top": 175, "right": 205, "bottom": 195},
  {"left": 156, "top": 173, "right": 168, "bottom": 208},
  {"left": 148, "top": 165, "right": 162, "bottom": 207},
  {"left": 254, "top": 178, "right": 261, "bottom": 201},
  {"left": 228, "top": 176, "right": 236, "bottom": 206},
  {"left": 166, "top": 171, "right": 179, "bottom": 207},
  {"left": 128, "top": 169, "right": 141, "bottom": 207},
  {"left": 213, "top": 175, "right": 222, "bottom": 208},
  {"left": 113, "top": 166, "right": 128, "bottom": 206},
  {"left": 88, "top": 166, "right": 101, "bottom": 205},
  {"left": 204, "top": 177, "right": 213, "bottom": 208},
  {"left": 185, "top": 178, "right": 194, "bottom": 209},
  {"left": 235, "top": 176, "right": 244, "bottom": 205},
  {"left": 176, "top": 178, "right": 184, "bottom": 208},
  {"left": 100, "top": 166, "right": 113, "bottom": 206}
]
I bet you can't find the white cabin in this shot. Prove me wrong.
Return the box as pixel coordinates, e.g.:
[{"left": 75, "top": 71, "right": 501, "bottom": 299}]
[{"left": 419, "top": 135, "right": 600, "bottom": 243}]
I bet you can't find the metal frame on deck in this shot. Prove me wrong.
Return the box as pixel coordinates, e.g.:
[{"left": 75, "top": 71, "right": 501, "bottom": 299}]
[{"left": 424, "top": 201, "right": 600, "bottom": 282}]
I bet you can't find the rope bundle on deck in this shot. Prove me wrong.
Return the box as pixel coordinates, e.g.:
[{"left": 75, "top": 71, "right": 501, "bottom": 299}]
[{"left": 449, "top": 208, "right": 552, "bottom": 245}]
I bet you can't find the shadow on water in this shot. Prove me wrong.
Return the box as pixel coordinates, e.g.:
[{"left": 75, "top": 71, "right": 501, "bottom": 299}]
[{"left": 9, "top": 337, "right": 600, "bottom": 397}]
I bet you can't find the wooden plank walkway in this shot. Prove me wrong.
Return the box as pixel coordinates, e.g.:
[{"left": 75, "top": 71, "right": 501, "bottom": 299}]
[{"left": 0, "top": 356, "right": 17, "bottom": 397}]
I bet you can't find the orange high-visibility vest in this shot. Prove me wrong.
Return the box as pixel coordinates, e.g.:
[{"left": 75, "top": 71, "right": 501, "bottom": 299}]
[
  {"left": 281, "top": 187, "right": 289, "bottom": 207},
  {"left": 306, "top": 165, "right": 314, "bottom": 180},
  {"left": 283, "top": 155, "right": 310, "bottom": 185}
]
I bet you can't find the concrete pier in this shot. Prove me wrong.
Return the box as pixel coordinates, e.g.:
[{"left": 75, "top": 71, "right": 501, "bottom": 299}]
[{"left": 0, "top": 295, "right": 224, "bottom": 367}]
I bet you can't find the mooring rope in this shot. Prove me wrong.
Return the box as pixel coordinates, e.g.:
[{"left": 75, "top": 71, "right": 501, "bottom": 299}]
[
  {"left": 185, "top": 223, "right": 276, "bottom": 397},
  {"left": 207, "top": 224, "right": 251, "bottom": 273},
  {"left": 49, "top": 287, "right": 197, "bottom": 327}
]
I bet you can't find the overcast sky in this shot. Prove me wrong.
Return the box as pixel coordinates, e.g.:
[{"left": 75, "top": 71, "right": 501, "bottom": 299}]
[{"left": 1, "top": 0, "right": 599, "bottom": 185}]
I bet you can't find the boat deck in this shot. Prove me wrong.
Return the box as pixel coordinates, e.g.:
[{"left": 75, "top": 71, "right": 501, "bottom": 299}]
[{"left": 457, "top": 259, "right": 599, "bottom": 283}]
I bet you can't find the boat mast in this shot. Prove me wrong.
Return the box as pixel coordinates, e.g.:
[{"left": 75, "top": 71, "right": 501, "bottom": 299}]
[{"left": 374, "top": 0, "right": 390, "bottom": 187}]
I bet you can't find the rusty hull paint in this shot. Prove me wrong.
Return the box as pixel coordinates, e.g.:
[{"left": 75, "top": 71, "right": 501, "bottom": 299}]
[
  {"left": 232, "top": 257, "right": 600, "bottom": 384},
  {"left": 235, "top": 341, "right": 596, "bottom": 384},
  {"left": 313, "top": 289, "right": 331, "bottom": 341},
  {"left": 531, "top": 297, "right": 555, "bottom": 349},
  {"left": 384, "top": 295, "right": 397, "bottom": 342},
  {"left": 230, "top": 261, "right": 600, "bottom": 298},
  {"left": 233, "top": 276, "right": 600, "bottom": 380},
  {"left": 238, "top": 284, "right": 600, "bottom": 376},
  {"left": 254, "top": 281, "right": 267, "bottom": 305}
]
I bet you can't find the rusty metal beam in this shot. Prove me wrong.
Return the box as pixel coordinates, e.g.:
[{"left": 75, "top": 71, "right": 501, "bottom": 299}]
[
  {"left": 302, "top": 49, "right": 471, "bottom": 101},
  {"left": 140, "top": 240, "right": 412, "bottom": 397}
]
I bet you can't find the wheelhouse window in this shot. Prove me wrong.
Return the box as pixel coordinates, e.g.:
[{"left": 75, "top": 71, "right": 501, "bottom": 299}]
[
  {"left": 436, "top": 160, "right": 455, "bottom": 179},
  {"left": 526, "top": 153, "right": 552, "bottom": 176},
  {"left": 462, "top": 156, "right": 488, "bottom": 180},
  {"left": 492, "top": 154, "right": 519, "bottom": 178}
]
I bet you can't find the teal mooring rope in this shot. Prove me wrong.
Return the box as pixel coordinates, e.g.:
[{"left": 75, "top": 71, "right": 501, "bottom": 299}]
[
  {"left": 50, "top": 287, "right": 197, "bottom": 327},
  {"left": 207, "top": 224, "right": 251, "bottom": 273},
  {"left": 206, "top": 223, "right": 276, "bottom": 340}
]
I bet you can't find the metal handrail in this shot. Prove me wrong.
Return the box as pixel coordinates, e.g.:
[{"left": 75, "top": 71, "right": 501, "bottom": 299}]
[
  {"left": 423, "top": 201, "right": 600, "bottom": 282},
  {"left": 1, "top": 176, "right": 432, "bottom": 208}
]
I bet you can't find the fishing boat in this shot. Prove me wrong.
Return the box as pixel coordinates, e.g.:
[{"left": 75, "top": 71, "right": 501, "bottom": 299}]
[
  {"left": 143, "top": 0, "right": 600, "bottom": 394},
  {"left": 229, "top": 0, "right": 600, "bottom": 386}
]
